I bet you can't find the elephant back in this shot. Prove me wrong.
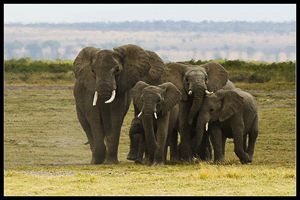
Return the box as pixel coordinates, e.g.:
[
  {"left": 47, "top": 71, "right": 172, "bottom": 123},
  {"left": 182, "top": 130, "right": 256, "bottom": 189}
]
[{"left": 113, "top": 44, "right": 165, "bottom": 88}]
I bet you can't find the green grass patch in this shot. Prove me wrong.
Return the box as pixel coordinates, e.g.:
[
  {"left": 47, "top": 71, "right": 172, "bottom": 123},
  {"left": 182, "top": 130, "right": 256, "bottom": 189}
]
[
  {"left": 4, "top": 83, "right": 296, "bottom": 196},
  {"left": 4, "top": 58, "right": 295, "bottom": 84}
]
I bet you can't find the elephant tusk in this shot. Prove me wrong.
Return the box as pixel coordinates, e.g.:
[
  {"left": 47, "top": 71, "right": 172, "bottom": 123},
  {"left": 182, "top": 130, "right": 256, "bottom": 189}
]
[
  {"left": 92, "top": 91, "right": 98, "bottom": 106},
  {"left": 188, "top": 90, "right": 193, "bottom": 95},
  {"left": 137, "top": 111, "right": 143, "bottom": 118},
  {"left": 205, "top": 90, "right": 214, "bottom": 95},
  {"left": 105, "top": 90, "right": 116, "bottom": 104},
  {"left": 205, "top": 122, "right": 209, "bottom": 131},
  {"left": 154, "top": 112, "right": 158, "bottom": 119}
]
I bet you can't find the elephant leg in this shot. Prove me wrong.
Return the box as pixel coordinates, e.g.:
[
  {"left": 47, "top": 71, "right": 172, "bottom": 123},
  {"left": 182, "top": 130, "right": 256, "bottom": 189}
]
[
  {"left": 76, "top": 106, "right": 93, "bottom": 153},
  {"left": 222, "top": 135, "right": 227, "bottom": 157},
  {"left": 127, "top": 117, "right": 144, "bottom": 161},
  {"left": 232, "top": 128, "right": 251, "bottom": 164},
  {"left": 154, "top": 113, "right": 170, "bottom": 165},
  {"left": 178, "top": 103, "right": 193, "bottom": 162},
  {"left": 243, "top": 136, "right": 247, "bottom": 152},
  {"left": 198, "top": 133, "right": 212, "bottom": 161},
  {"left": 210, "top": 126, "right": 224, "bottom": 163},
  {"left": 247, "top": 117, "right": 258, "bottom": 162},
  {"left": 135, "top": 134, "right": 145, "bottom": 164},
  {"left": 105, "top": 92, "right": 131, "bottom": 164},
  {"left": 169, "top": 129, "right": 179, "bottom": 163},
  {"left": 87, "top": 110, "right": 106, "bottom": 164}
]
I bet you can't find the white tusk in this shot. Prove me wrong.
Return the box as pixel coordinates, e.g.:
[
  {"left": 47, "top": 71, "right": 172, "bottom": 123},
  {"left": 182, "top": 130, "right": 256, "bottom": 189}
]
[
  {"left": 105, "top": 90, "right": 116, "bottom": 104},
  {"left": 137, "top": 111, "right": 143, "bottom": 118},
  {"left": 205, "top": 122, "right": 209, "bottom": 131},
  {"left": 205, "top": 90, "right": 214, "bottom": 95},
  {"left": 92, "top": 91, "right": 98, "bottom": 106},
  {"left": 188, "top": 90, "right": 192, "bottom": 95},
  {"left": 154, "top": 112, "right": 158, "bottom": 119}
]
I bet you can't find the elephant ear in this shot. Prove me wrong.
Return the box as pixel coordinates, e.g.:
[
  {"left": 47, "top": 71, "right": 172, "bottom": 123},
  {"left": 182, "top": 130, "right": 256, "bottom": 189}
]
[
  {"left": 145, "top": 50, "right": 165, "bottom": 83},
  {"left": 73, "top": 47, "right": 100, "bottom": 79},
  {"left": 131, "top": 81, "right": 150, "bottom": 111},
  {"left": 113, "top": 44, "right": 164, "bottom": 89},
  {"left": 162, "top": 62, "right": 189, "bottom": 101},
  {"left": 159, "top": 82, "right": 182, "bottom": 115},
  {"left": 202, "top": 62, "right": 229, "bottom": 92},
  {"left": 216, "top": 89, "right": 244, "bottom": 122}
]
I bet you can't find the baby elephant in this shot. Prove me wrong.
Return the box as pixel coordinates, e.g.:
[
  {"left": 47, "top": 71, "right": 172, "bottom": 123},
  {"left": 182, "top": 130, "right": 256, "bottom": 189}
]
[
  {"left": 131, "top": 81, "right": 181, "bottom": 165},
  {"left": 197, "top": 88, "right": 258, "bottom": 164}
]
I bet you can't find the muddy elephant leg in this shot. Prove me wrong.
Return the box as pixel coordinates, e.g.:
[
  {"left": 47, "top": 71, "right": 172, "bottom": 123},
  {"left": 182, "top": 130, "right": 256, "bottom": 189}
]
[
  {"left": 105, "top": 91, "right": 131, "bottom": 164},
  {"left": 210, "top": 126, "right": 224, "bottom": 163},
  {"left": 178, "top": 103, "right": 193, "bottom": 162},
  {"left": 198, "top": 133, "right": 212, "bottom": 161}
]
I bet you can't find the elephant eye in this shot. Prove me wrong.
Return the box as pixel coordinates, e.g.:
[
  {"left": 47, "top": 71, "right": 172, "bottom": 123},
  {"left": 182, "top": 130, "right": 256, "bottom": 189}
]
[{"left": 209, "top": 108, "right": 214, "bottom": 112}]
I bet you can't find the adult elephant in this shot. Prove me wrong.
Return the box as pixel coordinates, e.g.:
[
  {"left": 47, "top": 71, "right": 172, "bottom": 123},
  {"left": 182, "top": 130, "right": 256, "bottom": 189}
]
[{"left": 73, "top": 44, "right": 165, "bottom": 164}]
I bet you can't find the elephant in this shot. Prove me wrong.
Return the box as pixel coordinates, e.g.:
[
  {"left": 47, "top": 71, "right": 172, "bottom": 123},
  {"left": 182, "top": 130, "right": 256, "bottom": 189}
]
[
  {"left": 197, "top": 88, "right": 258, "bottom": 164},
  {"left": 161, "top": 62, "right": 231, "bottom": 162},
  {"left": 73, "top": 44, "right": 165, "bottom": 164},
  {"left": 130, "top": 81, "right": 181, "bottom": 165}
]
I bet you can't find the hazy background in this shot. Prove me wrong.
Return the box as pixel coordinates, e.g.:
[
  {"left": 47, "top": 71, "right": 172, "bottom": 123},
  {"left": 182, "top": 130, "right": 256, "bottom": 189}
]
[{"left": 4, "top": 4, "right": 296, "bottom": 62}]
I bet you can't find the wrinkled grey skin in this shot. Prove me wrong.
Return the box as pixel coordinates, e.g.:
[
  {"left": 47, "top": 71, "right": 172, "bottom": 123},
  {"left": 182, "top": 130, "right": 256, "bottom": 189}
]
[
  {"left": 130, "top": 81, "right": 181, "bottom": 165},
  {"left": 197, "top": 88, "right": 258, "bottom": 164},
  {"left": 73, "top": 44, "right": 165, "bottom": 164}
]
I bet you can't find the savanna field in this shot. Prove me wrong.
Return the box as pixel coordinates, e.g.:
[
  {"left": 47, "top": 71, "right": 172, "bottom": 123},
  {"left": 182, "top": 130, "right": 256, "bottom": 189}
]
[{"left": 4, "top": 59, "right": 296, "bottom": 196}]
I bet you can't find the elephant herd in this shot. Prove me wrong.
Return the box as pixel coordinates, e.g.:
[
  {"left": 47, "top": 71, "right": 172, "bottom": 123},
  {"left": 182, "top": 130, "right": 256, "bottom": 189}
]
[{"left": 73, "top": 44, "right": 258, "bottom": 165}]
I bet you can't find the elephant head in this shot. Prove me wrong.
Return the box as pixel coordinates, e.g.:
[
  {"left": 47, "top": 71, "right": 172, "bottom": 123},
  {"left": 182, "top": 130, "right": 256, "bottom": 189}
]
[
  {"left": 131, "top": 81, "right": 182, "bottom": 119},
  {"left": 197, "top": 89, "right": 244, "bottom": 135},
  {"left": 73, "top": 44, "right": 165, "bottom": 105}
]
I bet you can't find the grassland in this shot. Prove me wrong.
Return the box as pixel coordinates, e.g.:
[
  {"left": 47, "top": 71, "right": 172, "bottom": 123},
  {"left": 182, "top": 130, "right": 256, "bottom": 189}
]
[{"left": 4, "top": 60, "right": 296, "bottom": 196}]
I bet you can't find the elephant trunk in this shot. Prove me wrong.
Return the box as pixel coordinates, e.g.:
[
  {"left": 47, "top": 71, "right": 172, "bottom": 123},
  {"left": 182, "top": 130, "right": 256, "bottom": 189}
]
[
  {"left": 188, "top": 90, "right": 204, "bottom": 125},
  {"left": 142, "top": 114, "right": 157, "bottom": 163},
  {"left": 194, "top": 112, "right": 210, "bottom": 152}
]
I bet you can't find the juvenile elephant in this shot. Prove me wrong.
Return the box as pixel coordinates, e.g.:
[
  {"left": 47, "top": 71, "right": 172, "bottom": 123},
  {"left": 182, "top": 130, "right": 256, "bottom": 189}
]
[
  {"left": 73, "top": 44, "right": 165, "bottom": 164},
  {"left": 131, "top": 81, "right": 181, "bottom": 165},
  {"left": 197, "top": 88, "right": 258, "bottom": 164}
]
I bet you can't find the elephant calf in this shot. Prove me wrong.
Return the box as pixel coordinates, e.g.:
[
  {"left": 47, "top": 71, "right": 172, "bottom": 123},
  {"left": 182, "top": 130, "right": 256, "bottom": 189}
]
[
  {"left": 130, "top": 81, "right": 181, "bottom": 165},
  {"left": 197, "top": 88, "right": 258, "bottom": 164}
]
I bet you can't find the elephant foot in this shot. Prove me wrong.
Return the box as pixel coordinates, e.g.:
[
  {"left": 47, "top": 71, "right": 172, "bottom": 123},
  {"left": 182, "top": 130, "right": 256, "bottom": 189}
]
[
  {"left": 127, "top": 152, "right": 138, "bottom": 161},
  {"left": 134, "top": 159, "right": 143, "bottom": 164},
  {"left": 104, "top": 158, "right": 119, "bottom": 164},
  {"left": 90, "top": 156, "right": 105, "bottom": 165},
  {"left": 213, "top": 158, "right": 225, "bottom": 165}
]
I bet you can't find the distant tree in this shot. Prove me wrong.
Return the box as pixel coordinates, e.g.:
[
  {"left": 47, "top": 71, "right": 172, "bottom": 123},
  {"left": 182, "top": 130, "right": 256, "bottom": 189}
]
[
  {"left": 4, "top": 41, "right": 24, "bottom": 58},
  {"left": 25, "top": 43, "right": 42, "bottom": 59},
  {"left": 42, "top": 40, "right": 61, "bottom": 59}
]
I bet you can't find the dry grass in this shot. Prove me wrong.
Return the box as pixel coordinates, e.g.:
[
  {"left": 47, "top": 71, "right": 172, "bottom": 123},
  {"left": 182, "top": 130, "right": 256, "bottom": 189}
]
[{"left": 4, "top": 82, "right": 296, "bottom": 196}]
